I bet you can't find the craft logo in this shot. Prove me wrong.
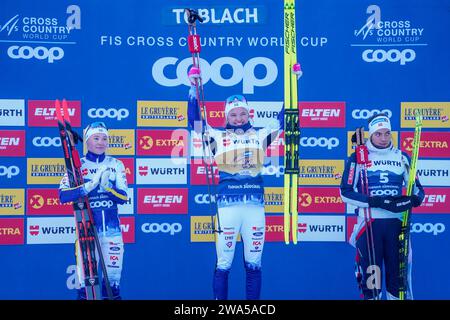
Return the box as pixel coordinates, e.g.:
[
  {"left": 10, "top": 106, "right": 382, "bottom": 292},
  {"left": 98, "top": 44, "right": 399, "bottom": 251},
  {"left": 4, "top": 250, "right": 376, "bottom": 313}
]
[
  {"left": 27, "top": 188, "right": 73, "bottom": 215},
  {"left": 416, "top": 160, "right": 450, "bottom": 186},
  {"left": 190, "top": 216, "right": 215, "bottom": 242},
  {"left": 137, "top": 101, "right": 187, "bottom": 127},
  {"left": 117, "top": 158, "right": 134, "bottom": 185},
  {"left": 137, "top": 129, "right": 188, "bottom": 157},
  {"left": 298, "top": 160, "right": 344, "bottom": 186},
  {"left": 26, "top": 217, "right": 76, "bottom": 244},
  {"left": 28, "top": 100, "right": 81, "bottom": 127},
  {"left": 347, "top": 131, "right": 398, "bottom": 156},
  {"left": 136, "top": 158, "right": 187, "bottom": 184},
  {"left": 299, "top": 102, "right": 346, "bottom": 127},
  {"left": 0, "top": 130, "right": 25, "bottom": 156},
  {"left": 190, "top": 160, "right": 219, "bottom": 185},
  {"left": 401, "top": 132, "right": 450, "bottom": 158},
  {"left": 298, "top": 188, "right": 345, "bottom": 213},
  {"left": 414, "top": 188, "right": 450, "bottom": 214},
  {"left": 118, "top": 188, "right": 134, "bottom": 215},
  {"left": 0, "top": 189, "right": 24, "bottom": 215},
  {"left": 119, "top": 216, "right": 135, "bottom": 243},
  {"left": 401, "top": 103, "right": 450, "bottom": 128},
  {"left": 27, "top": 158, "right": 66, "bottom": 184},
  {"left": 0, "top": 99, "right": 25, "bottom": 126},
  {"left": 264, "top": 187, "right": 283, "bottom": 213},
  {"left": 92, "top": 129, "right": 135, "bottom": 156},
  {"left": 0, "top": 218, "right": 24, "bottom": 244},
  {"left": 138, "top": 188, "right": 188, "bottom": 214}
]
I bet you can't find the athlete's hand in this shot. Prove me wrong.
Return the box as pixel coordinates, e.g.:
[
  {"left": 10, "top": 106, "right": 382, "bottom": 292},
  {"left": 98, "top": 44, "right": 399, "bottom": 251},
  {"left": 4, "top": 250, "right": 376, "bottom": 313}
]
[
  {"left": 83, "top": 165, "right": 107, "bottom": 193},
  {"left": 100, "top": 169, "right": 111, "bottom": 189},
  {"left": 376, "top": 195, "right": 414, "bottom": 213}
]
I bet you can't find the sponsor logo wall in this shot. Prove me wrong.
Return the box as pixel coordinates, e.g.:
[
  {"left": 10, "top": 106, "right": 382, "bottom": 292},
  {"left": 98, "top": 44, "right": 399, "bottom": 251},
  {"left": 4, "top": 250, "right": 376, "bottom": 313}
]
[{"left": 1, "top": 0, "right": 449, "bottom": 299}]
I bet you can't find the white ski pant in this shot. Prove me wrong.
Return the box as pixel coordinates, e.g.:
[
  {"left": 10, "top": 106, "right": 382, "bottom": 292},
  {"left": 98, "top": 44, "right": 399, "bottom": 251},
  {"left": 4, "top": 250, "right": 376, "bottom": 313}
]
[{"left": 215, "top": 204, "right": 265, "bottom": 271}]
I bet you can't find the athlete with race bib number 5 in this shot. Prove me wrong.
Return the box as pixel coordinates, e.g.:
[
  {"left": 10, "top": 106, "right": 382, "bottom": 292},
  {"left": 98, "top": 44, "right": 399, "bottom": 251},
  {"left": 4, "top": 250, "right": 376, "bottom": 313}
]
[
  {"left": 340, "top": 113, "right": 425, "bottom": 300},
  {"left": 59, "top": 122, "right": 128, "bottom": 300}
]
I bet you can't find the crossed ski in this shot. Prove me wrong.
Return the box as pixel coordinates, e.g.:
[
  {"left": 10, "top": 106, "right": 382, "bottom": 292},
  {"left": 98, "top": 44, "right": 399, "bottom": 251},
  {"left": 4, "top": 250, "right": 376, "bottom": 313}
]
[{"left": 55, "top": 99, "right": 113, "bottom": 300}]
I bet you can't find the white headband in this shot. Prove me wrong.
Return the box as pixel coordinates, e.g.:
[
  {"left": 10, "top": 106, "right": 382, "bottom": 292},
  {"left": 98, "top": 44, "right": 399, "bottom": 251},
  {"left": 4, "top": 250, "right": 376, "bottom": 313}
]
[
  {"left": 84, "top": 127, "right": 109, "bottom": 142},
  {"left": 368, "top": 115, "right": 391, "bottom": 136}
]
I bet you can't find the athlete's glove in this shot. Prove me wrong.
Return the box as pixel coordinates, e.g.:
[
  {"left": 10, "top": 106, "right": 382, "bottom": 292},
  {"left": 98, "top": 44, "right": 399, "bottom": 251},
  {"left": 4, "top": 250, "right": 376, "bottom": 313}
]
[
  {"left": 369, "top": 195, "right": 414, "bottom": 213},
  {"left": 100, "top": 169, "right": 111, "bottom": 190},
  {"left": 411, "top": 195, "right": 422, "bottom": 207},
  {"left": 188, "top": 66, "right": 201, "bottom": 85},
  {"left": 83, "top": 165, "right": 107, "bottom": 194}
]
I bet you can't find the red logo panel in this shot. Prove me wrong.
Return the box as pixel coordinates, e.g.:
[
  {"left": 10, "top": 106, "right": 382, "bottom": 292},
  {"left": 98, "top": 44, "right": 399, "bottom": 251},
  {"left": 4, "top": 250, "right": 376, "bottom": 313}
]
[
  {"left": 414, "top": 187, "right": 450, "bottom": 214},
  {"left": 117, "top": 158, "right": 134, "bottom": 185},
  {"left": 137, "top": 129, "right": 188, "bottom": 156},
  {"left": 0, "top": 130, "right": 25, "bottom": 156},
  {"left": 28, "top": 100, "right": 81, "bottom": 127},
  {"left": 205, "top": 102, "right": 226, "bottom": 128},
  {"left": 137, "top": 188, "right": 188, "bottom": 214},
  {"left": 266, "top": 132, "right": 284, "bottom": 158},
  {"left": 0, "top": 218, "right": 24, "bottom": 245},
  {"left": 27, "top": 189, "right": 73, "bottom": 215},
  {"left": 299, "top": 102, "right": 346, "bottom": 127},
  {"left": 264, "top": 215, "right": 284, "bottom": 242},
  {"left": 190, "top": 160, "right": 219, "bottom": 185},
  {"left": 120, "top": 216, "right": 135, "bottom": 243},
  {"left": 298, "top": 187, "right": 345, "bottom": 213},
  {"left": 401, "top": 132, "right": 450, "bottom": 158}
]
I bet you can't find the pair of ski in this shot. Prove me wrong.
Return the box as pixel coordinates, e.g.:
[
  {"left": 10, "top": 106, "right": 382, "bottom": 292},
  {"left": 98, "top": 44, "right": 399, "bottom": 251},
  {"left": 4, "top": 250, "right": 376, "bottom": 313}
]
[
  {"left": 55, "top": 99, "right": 112, "bottom": 300},
  {"left": 354, "top": 110, "right": 423, "bottom": 300}
]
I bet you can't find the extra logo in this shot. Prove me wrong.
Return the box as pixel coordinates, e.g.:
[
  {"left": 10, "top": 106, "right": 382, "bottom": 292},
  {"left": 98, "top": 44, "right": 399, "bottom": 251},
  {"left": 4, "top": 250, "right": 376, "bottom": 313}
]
[
  {"left": 141, "top": 222, "right": 182, "bottom": 235},
  {"left": 152, "top": 56, "right": 277, "bottom": 94},
  {"left": 7, "top": 46, "right": 64, "bottom": 63}
]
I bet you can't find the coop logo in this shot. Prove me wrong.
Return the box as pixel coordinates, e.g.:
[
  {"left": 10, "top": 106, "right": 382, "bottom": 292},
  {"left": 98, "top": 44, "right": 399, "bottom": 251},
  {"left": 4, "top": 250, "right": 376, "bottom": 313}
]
[
  {"left": 300, "top": 137, "right": 339, "bottom": 150},
  {"left": 141, "top": 222, "right": 182, "bottom": 235},
  {"left": 0, "top": 130, "right": 25, "bottom": 156},
  {"left": 87, "top": 107, "right": 129, "bottom": 121},
  {"left": 32, "top": 136, "right": 61, "bottom": 147},
  {"left": 262, "top": 165, "right": 285, "bottom": 178},
  {"left": 0, "top": 218, "right": 24, "bottom": 244},
  {"left": 410, "top": 222, "right": 445, "bottom": 236},
  {"left": 0, "top": 189, "right": 24, "bottom": 215},
  {"left": 137, "top": 129, "right": 188, "bottom": 157},
  {"left": 90, "top": 200, "right": 114, "bottom": 209},
  {"left": 194, "top": 194, "right": 216, "bottom": 204},
  {"left": 298, "top": 188, "right": 345, "bottom": 213},
  {"left": 299, "top": 102, "right": 345, "bottom": 127},
  {"left": 362, "top": 49, "right": 416, "bottom": 65},
  {"left": 152, "top": 56, "right": 277, "bottom": 94},
  {"left": 401, "top": 132, "right": 450, "bottom": 158},
  {"left": 137, "top": 101, "right": 187, "bottom": 127},
  {"left": 26, "top": 217, "right": 76, "bottom": 244},
  {"left": 7, "top": 45, "right": 64, "bottom": 63},
  {"left": 27, "top": 189, "right": 73, "bottom": 215},
  {"left": 0, "top": 165, "right": 20, "bottom": 179},
  {"left": 0, "top": 99, "right": 25, "bottom": 126},
  {"left": 28, "top": 100, "right": 81, "bottom": 127},
  {"left": 352, "top": 108, "right": 392, "bottom": 119},
  {"left": 138, "top": 188, "right": 188, "bottom": 214}
]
